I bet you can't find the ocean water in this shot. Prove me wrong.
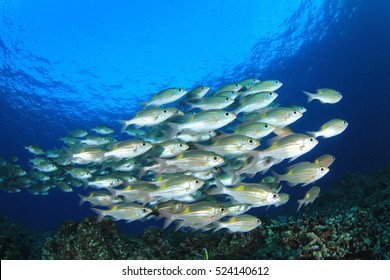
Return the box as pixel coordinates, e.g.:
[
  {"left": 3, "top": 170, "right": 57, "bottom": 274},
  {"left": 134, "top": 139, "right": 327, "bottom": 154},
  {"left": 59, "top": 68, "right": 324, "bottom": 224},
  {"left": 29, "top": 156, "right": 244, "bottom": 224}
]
[{"left": 0, "top": 0, "right": 389, "bottom": 238}]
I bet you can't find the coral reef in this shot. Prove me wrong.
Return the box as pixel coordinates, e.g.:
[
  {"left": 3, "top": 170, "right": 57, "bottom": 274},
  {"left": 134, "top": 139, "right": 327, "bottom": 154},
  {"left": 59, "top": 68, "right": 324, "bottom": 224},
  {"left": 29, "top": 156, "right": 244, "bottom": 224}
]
[
  {"left": 1, "top": 167, "right": 389, "bottom": 260},
  {"left": 0, "top": 215, "right": 44, "bottom": 259}
]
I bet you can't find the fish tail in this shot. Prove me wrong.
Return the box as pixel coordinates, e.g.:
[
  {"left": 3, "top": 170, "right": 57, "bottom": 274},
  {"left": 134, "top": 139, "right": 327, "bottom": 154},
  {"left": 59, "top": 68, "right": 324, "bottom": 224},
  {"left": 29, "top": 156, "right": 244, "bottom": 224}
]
[
  {"left": 118, "top": 120, "right": 131, "bottom": 133},
  {"left": 302, "top": 91, "right": 315, "bottom": 103},
  {"left": 271, "top": 170, "right": 282, "bottom": 183},
  {"left": 154, "top": 158, "right": 168, "bottom": 174},
  {"left": 212, "top": 223, "right": 222, "bottom": 233},
  {"left": 183, "top": 101, "right": 195, "bottom": 111},
  {"left": 296, "top": 199, "right": 305, "bottom": 212},
  {"left": 193, "top": 143, "right": 208, "bottom": 151},
  {"left": 91, "top": 208, "right": 106, "bottom": 222},
  {"left": 141, "top": 101, "right": 150, "bottom": 109},
  {"left": 208, "top": 178, "right": 227, "bottom": 195},
  {"left": 166, "top": 122, "right": 179, "bottom": 139},
  {"left": 78, "top": 194, "right": 86, "bottom": 206},
  {"left": 162, "top": 215, "right": 175, "bottom": 230},
  {"left": 306, "top": 131, "right": 318, "bottom": 138}
]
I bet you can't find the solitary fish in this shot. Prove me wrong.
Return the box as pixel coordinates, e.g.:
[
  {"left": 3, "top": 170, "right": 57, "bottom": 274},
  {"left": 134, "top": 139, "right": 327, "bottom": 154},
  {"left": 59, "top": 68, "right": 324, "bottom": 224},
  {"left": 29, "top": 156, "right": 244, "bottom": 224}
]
[
  {"left": 297, "top": 186, "right": 321, "bottom": 212},
  {"left": 303, "top": 88, "right": 342, "bottom": 104},
  {"left": 307, "top": 119, "right": 348, "bottom": 138}
]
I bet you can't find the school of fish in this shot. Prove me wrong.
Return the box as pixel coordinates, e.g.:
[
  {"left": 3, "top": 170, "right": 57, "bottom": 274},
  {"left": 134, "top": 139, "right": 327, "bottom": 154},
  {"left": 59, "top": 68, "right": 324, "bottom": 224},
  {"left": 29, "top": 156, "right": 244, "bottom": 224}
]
[{"left": 0, "top": 80, "right": 347, "bottom": 233}]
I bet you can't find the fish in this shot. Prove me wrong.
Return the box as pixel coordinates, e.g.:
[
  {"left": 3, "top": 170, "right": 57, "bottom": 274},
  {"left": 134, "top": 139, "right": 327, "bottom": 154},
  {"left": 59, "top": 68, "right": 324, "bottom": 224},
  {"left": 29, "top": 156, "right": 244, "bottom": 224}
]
[
  {"left": 32, "top": 162, "right": 58, "bottom": 172},
  {"left": 159, "top": 201, "right": 229, "bottom": 230},
  {"left": 155, "top": 150, "right": 224, "bottom": 172},
  {"left": 92, "top": 203, "right": 153, "bottom": 222},
  {"left": 231, "top": 122, "right": 275, "bottom": 139},
  {"left": 239, "top": 78, "right": 261, "bottom": 89},
  {"left": 214, "top": 83, "right": 243, "bottom": 94},
  {"left": 78, "top": 136, "right": 114, "bottom": 146},
  {"left": 120, "top": 107, "right": 176, "bottom": 132},
  {"left": 168, "top": 109, "right": 236, "bottom": 136},
  {"left": 66, "top": 168, "right": 93, "bottom": 180},
  {"left": 25, "top": 145, "right": 44, "bottom": 155},
  {"left": 303, "top": 88, "right": 342, "bottom": 104},
  {"left": 184, "top": 86, "right": 210, "bottom": 101},
  {"left": 194, "top": 134, "right": 260, "bottom": 156},
  {"left": 212, "top": 90, "right": 239, "bottom": 100},
  {"left": 259, "top": 107, "right": 302, "bottom": 127},
  {"left": 297, "top": 186, "right": 321, "bottom": 212},
  {"left": 241, "top": 80, "right": 283, "bottom": 96},
  {"left": 70, "top": 129, "right": 88, "bottom": 138},
  {"left": 212, "top": 214, "right": 262, "bottom": 233},
  {"left": 272, "top": 162, "right": 329, "bottom": 187},
  {"left": 307, "top": 119, "right": 348, "bottom": 138},
  {"left": 154, "top": 139, "right": 189, "bottom": 158},
  {"left": 104, "top": 140, "right": 153, "bottom": 161},
  {"left": 235, "top": 92, "right": 278, "bottom": 115},
  {"left": 251, "top": 133, "right": 318, "bottom": 162},
  {"left": 143, "top": 88, "right": 187, "bottom": 107},
  {"left": 79, "top": 190, "right": 123, "bottom": 207},
  {"left": 208, "top": 179, "right": 281, "bottom": 207},
  {"left": 91, "top": 125, "right": 114, "bottom": 135},
  {"left": 176, "top": 130, "right": 216, "bottom": 143},
  {"left": 314, "top": 154, "right": 335, "bottom": 167},
  {"left": 186, "top": 96, "right": 234, "bottom": 110},
  {"left": 67, "top": 146, "right": 106, "bottom": 165},
  {"left": 86, "top": 175, "right": 124, "bottom": 189}
]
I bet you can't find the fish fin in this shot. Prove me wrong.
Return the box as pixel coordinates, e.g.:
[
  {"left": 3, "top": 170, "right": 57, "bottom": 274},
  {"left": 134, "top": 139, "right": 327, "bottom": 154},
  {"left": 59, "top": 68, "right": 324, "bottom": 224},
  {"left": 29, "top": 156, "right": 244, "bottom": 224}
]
[
  {"left": 118, "top": 120, "right": 131, "bottom": 133},
  {"left": 154, "top": 158, "right": 168, "bottom": 174},
  {"left": 193, "top": 143, "right": 207, "bottom": 151},
  {"left": 287, "top": 181, "right": 298, "bottom": 187},
  {"left": 288, "top": 156, "right": 300, "bottom": 163},
  {"left": 271, "top": 170, "right": 281, "bottom": 183},
  {"left": 303, "top": 91, "right": 315, "bottom": 103},
  {"left": 166, "top": 122, "right": 179, "bottom": 139},
  {"left": 297, "top": 199, "right": 305, "bottom": 212},
  {"left": 91, "top": 208, "right": 106, "bottom": 222},
  {"left": 162, "top": 215, "right": 175, "bottom": 230},
  {"left": 273, "top": 126, "right": 293, "bottom": 137},
  {"left": 78, "top": 194, "right": 86, "bottom": 206},
  {"left": 141, "top": 101, "right": 149, "bottom": 109},
  {"left": 306, "top": 131, "right": 318, "bottom": 138},
  {"left": 266, "top": 135, "right": 282, "bottom": 146},
  {"left": 212, "top": 223, "right": 222, "bottom": 233},
  {"left": 207, "top": 178, "right": 227, "bottom": 195}
]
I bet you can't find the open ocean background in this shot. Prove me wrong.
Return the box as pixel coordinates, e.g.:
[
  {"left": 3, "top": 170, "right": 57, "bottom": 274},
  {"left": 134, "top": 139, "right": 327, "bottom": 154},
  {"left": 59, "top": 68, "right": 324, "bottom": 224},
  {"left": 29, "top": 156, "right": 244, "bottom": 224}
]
[{"left": 0, "top": 0, "right": 389, "bottom": 235}]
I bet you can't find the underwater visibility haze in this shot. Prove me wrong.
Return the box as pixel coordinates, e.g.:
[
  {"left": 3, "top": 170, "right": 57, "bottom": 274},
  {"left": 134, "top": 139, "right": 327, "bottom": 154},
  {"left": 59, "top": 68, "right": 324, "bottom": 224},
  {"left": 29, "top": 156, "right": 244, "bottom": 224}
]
[{"left": 0, "top": 0, "right": 389, "bottom": 259}]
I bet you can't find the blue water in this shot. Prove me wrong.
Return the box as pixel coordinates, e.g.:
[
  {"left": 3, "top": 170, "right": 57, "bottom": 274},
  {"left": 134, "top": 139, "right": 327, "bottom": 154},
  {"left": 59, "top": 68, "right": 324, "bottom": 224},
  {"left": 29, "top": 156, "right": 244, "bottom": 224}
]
[{"left": 0, "top": 0, "right": 389, "bottom": 233}]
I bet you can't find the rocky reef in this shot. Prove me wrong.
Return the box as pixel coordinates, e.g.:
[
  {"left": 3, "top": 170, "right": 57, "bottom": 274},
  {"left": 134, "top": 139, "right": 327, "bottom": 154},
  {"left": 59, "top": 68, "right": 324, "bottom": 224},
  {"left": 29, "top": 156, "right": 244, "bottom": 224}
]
[{"left": 1, "top": 167, "right": 389, "bottom": 259}]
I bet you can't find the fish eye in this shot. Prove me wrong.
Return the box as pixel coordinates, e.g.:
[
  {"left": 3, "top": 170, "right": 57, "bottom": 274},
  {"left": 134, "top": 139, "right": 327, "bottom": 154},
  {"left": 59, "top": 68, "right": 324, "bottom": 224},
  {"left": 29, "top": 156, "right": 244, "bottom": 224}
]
[
  {"left": 264, "top": 124, "right": 269, "bottom": 128},
  {"left": 179, "top": 143, "right": 183, "bottom": 147},
  {"left": 293, "top": 111, "right": 297, "bottom": 115},
  {"left": 142, "top": 142, "right": 146, "bottom": 146},
  {"left": 272, "top": 193, "right": 278, "bottom": 199},
  {"left": 220, "top": 207, "right": 226, "bottom": 212},
  {"left": 116, "top": 179, "right": 121, "bottom": 182},
  {"left": 332, "top": 156, "right": 336, "bottom": 160},
  {"left": 225, "top": 97, "right": 229, "bottom": 101},
  {"left": 134, "top": 161, "right": 138, "bottom": 164},
  {"left": 163, "top": 109, "right": 168, "bottom": 113},
  {"left": 235, "top": 84, "right": 239, "bottom": 87},
  {"left": 213, "top": 156, "right": 219, "bottom": 161},
  {"left": 195, "top": 179, "right": 200, "bottom": 184},
  {"left": 248, "top": 139, "right": 254, "bottom": 144},
  {"left": 309, "top": 138, "right": 314, "bottom": 142},
  {"left": 320, "top": 167, "right": 325, "bottom": 172},
  {"left": 269, "top": 92, "right": 273, "bottom": 96},
  {"left": 343, "top": 121, "right": 347, "bottom": 124},
  {"left": 178, "top": 89, "right": 182, "bottom": 92},
  {"left": 257, "top": 219, "right": 261, "bottom": 223},
  {"left": 176, "top": 110, "right": 180, "bottom": 114},
  {"left": 201, "top": 86, "right": 205, "bottom": 90},
  {"left": 104, "top": 138, "right": 107, "bottom": 141},
  {"left": 224, "top": 112, "right": 230, "bottom": 117},
  {"left": 142, "top": 207, "right": 149, "bottom": 213},
  {"left": 275, "top": 80, "right": 279, "bottom": 84}
]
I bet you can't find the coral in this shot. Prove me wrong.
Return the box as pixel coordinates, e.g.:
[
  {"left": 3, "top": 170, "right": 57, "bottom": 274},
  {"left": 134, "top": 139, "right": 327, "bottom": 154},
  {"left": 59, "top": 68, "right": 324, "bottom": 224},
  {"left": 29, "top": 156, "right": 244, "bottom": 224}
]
[{"left": 41, "top": 217, "right": 134, "bottom": 259}]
